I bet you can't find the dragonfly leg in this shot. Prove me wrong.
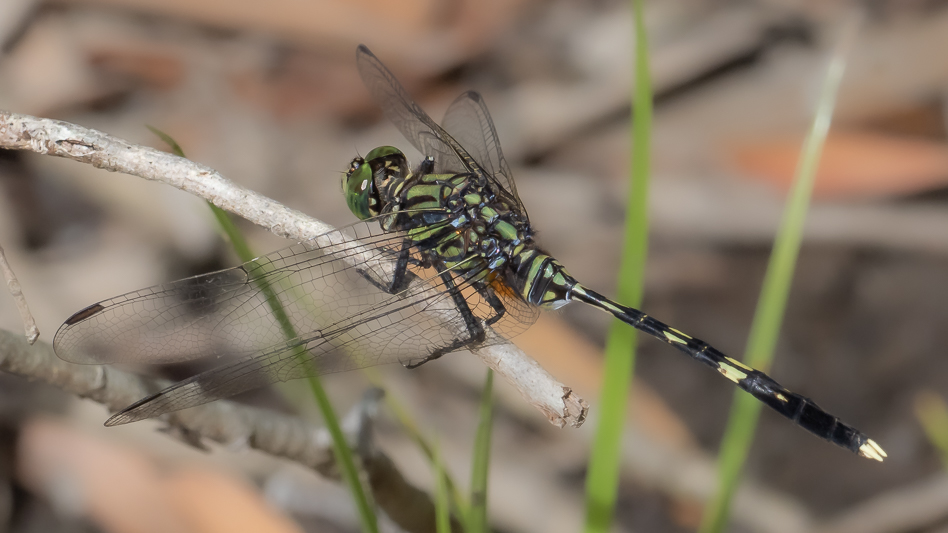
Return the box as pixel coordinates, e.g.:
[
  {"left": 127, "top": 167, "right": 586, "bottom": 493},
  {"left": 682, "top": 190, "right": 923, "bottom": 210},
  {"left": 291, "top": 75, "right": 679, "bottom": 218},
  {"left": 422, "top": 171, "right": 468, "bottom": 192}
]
[
  {"left": 357, "top": 237, "right": 420, "bottom": 294},
  {"left": 386, "top": 237, "right": 417, "bottom": 292},
  {"left": 479, "top": 284, "right": 507, "bottom": 327},
  {"left": 404, "top": 270, "right": 486, "bottom": 369}
]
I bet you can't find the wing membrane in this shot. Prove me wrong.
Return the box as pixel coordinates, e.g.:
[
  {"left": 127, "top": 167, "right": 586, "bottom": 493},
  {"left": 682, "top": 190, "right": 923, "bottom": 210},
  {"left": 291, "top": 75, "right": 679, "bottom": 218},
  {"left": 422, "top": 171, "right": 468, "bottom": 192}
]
[
  {"left": 55, "top": 211, "right": 539, "bottom": 424},
  {"left": 103, "top": 252, "right": 538, "bottom": 425},
  {"left": 442, "top": 91, "right": 527, "bottom": 216},
  {"left": 105, "top": 258, "right": 502, "bottom": 424},
  {"left": 55, "top": 217, "right": 421, "bottom": 365},
  {"left": 356, "top": 47, "right": 499, "bottom": 181}
]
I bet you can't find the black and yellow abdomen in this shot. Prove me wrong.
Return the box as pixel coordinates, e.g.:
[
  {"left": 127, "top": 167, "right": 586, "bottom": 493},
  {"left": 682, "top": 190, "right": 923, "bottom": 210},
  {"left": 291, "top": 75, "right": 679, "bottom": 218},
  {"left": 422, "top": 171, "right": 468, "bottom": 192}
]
[{"left": 505, "top": 249, "right": 574, "bottom": 309}]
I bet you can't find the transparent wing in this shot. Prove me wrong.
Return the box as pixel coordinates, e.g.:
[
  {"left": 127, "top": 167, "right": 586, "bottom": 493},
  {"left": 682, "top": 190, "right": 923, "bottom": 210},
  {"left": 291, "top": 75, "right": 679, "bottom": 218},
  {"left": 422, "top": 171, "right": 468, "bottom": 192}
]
[
  {"left": 356, "top": 46, "right": 497, "bottom": 180},
  {"left": 356, "top": 45, "right": 457, "bottom": 172},
  {"left": 104, "top": 259, "right": 523, "bottom": 425},
  {"left": 442, "top": 91, "right": 527, "bottom": 217},
  {"left": 54, "top": 217, "right": 428, "bottom": 366},
  {"left": 54, "top": 212, "right": 539, "bottom": 424}
]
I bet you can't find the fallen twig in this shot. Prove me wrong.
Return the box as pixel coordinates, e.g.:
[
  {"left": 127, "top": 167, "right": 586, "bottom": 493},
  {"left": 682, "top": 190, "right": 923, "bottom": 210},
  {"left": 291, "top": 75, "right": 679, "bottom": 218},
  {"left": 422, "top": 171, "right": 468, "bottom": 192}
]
[{"left": 0, "top": 329, "right": 457, "bottom": 532}]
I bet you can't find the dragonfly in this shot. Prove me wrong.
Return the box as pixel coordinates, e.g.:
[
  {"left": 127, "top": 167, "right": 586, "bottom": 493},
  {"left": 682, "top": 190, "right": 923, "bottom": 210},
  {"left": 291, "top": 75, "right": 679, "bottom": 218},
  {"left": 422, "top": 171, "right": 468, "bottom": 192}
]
[{"left": 54, "top": 45, "right": 885, "bottom": 462}]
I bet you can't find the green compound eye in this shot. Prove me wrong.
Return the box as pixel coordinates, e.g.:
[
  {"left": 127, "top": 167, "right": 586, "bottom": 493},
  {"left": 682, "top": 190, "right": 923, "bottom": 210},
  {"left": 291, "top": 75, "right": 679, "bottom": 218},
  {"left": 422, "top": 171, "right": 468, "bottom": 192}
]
[
  {"left": 343, "top": 159, "right": 373, "bottom": 220},
  {"left": 343, "top": 147, "right": 405, "bottom": 220},
  {"left": 365, "top": 145, "right": 403, "bottom": 161}
]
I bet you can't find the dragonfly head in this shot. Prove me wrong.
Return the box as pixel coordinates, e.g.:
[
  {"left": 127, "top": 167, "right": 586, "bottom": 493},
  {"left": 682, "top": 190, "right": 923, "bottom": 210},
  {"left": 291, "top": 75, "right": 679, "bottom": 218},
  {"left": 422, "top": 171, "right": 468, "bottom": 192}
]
[{"left": 343, "top": 146, "right": 406, "bottom": 219}]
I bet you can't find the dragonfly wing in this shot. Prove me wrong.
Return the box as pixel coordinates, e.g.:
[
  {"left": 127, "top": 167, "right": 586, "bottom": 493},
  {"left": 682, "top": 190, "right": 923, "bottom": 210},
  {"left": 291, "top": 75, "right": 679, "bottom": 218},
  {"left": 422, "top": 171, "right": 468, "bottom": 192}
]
[
  {"left": 106, "top": 260, "right": 507, "bottom": 425},
  {"left": 355, "top": 46, "right": 455, "bottom": 167},
  {"left": 356, "top": 45, "right": 491, "bottom": 178},
  {"left": 442, "top": 91, "right": 528, "bottom": 217},
  {"left": 54, "top": 214, "right": 443, "bottom": 365}
]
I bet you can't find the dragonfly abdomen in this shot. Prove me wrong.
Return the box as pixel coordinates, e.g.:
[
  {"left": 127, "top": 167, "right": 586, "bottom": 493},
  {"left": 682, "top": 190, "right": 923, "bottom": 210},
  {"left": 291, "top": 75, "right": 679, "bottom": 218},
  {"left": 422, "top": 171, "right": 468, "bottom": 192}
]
[
  {"left": 569, "top": 284, "right": 886, "bottom": 460},
  {"left": 505, "top": 249, "right": 575, "bottom": 310}
]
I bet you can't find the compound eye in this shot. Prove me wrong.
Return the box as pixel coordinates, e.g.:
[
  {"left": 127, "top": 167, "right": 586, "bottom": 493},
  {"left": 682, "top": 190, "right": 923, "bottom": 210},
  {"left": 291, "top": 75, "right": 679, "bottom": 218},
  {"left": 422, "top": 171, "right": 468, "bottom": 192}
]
[
  {"left": 343, "top": 161, "right": 372, "bottom": 220},
  {"left": 365, "top": 146, "right": 403, "bottom": 162}
]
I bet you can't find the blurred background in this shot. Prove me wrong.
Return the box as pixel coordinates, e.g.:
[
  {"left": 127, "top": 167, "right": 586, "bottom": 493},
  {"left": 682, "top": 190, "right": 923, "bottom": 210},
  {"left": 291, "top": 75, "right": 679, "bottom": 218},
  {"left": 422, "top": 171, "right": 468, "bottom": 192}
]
[{"left": 0, "top": 0, "right": 947, "bottom": 531}]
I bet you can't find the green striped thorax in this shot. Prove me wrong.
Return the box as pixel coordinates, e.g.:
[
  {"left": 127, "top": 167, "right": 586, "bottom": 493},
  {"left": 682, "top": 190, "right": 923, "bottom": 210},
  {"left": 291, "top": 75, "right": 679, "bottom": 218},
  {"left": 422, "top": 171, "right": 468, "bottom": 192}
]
[{"left": 343, "top": 146, "right": 576, "bottom": 311}]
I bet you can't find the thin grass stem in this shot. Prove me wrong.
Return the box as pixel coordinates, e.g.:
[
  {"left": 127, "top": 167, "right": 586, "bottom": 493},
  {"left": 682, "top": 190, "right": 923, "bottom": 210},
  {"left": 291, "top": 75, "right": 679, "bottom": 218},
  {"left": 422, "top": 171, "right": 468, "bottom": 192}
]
[
  {"left": 148, "top": 126, "right": 379, "bottom": 533},
  {"left": 469, "top": 369, "right": 495, "bottom": 533},
  {"left": 582, "top": 0, "right": 653, "bottom": 530}
]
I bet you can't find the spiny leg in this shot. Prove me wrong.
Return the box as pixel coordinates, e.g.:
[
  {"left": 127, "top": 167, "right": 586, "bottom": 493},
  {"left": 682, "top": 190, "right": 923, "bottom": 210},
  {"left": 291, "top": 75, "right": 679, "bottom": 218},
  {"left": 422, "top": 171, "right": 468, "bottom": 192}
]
[
  {"left": 478, "top": 283, "right": 507, "bottom": 327},
  {"left": 571, "top": 285, "right": 886, "bottom": 461},
  {"left": 386, "top": 237, "right": 419, "bottom": 292},
  {"left": 404, "top": 269, "right": 486, "bottom": 369}
]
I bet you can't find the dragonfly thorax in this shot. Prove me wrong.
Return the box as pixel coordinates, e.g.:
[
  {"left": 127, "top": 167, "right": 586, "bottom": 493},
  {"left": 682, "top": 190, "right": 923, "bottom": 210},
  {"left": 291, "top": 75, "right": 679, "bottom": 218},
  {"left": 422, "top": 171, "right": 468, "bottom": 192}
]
[{"left": 344, "top": 146, "right": 577, "bottom": 311}]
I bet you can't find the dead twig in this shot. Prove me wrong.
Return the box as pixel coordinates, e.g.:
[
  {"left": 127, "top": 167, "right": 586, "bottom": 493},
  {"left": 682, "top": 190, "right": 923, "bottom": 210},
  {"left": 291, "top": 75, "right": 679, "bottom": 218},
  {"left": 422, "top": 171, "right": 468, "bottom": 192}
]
[
  {"left": 0, "top": 328, "right": 455, "bottom": 533},
  {"left": 0, "top": 244, "right": 38, "bottom": 344},
  {"left": 0, "top": 110, "right": 587, "bottom": 428}
]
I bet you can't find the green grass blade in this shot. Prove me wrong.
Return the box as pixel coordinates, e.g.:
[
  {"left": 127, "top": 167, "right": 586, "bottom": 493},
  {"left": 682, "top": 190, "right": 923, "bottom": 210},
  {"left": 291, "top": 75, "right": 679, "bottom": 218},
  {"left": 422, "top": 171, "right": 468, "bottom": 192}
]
[
  {"left": 364, "top": 370, "right": 472, "bottom": 527},
  {"left": 145, "top": 126, "right": 185, "bottom": 159},
  {"left": 434, "top": 441, "right": 454, "bottom": 533},
  {"left": 469, "top": 369, "right": 495, "bottom": 533},
  {"left": 915, "top": 391, "right": 948, "bottom": 471},
  {"left": 207, "top": 204, "right": 255, "bottom": 262},
  {"left": 583, "top": 0, "right": 652, "bottom": 531},
  {"left": 698, "top": 15, "right": 862, "bottom": 533},
  {"left": 147, "top": 126, "right": 379, "bottom": 533},
  {"left": 301, "top": 370, "right": 378, "bottom": 533}
]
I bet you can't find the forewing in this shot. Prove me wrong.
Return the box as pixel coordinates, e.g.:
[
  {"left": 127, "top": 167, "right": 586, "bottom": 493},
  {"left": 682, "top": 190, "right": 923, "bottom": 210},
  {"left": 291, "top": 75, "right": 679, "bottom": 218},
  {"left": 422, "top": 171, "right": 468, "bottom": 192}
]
[
  {"left": 356, "top": 45, "right": 489, "bottom": 177},
  {"left": 442, "top": 91, "right": 527, "bottom": 217},
  {"left": 54, "top": 215, "right": 443, "bottom": 366},
  {"left": 55, "top": 206, "right": 542, "bottom": 424}
]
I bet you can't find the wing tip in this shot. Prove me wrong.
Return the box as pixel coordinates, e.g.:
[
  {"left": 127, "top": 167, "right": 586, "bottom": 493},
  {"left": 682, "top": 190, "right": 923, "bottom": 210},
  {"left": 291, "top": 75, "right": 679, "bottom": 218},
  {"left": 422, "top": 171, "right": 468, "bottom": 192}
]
[
  {"left": 104, "top": 401, "right": 149, "bottom": 427},
  {"left": 356, "top": 44, "right": 374, "bottom": 59},
  {"left": 105, "top": 388, "right": 168, "bottom": 427},
  {"left": 63, "top": 303, "right": 106, "bottom": 325},
  {"left": 104, "top": 412, "right": 132, "bottom": 427},
  {"left": 463, "top": 90, "right": 482, "bottom": 102},
  {"left": 105, "top": 402, "right": 156, "bottom": 427}
]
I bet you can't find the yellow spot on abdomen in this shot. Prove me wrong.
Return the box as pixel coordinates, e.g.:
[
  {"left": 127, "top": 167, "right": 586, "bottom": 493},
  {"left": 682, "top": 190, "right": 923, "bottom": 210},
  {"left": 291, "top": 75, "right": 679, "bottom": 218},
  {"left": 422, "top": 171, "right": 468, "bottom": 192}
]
[
  {"left": 725, "top": 357, "right": 754, "bottom": 371},
  {"left": 716, "top": 363, "right": 748, "bottom": 384}
]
